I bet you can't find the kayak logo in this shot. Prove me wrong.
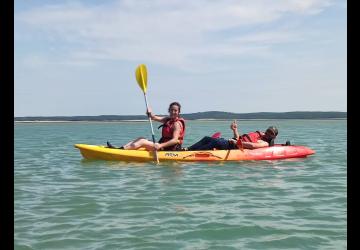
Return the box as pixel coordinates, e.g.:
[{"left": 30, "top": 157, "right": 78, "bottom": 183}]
[{"left": 165, "top": 152, "right": 178, "bottom": 157}]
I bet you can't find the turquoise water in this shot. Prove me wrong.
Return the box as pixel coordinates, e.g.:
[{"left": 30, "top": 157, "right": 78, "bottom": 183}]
[{"left": 15, "top": 120, "right": 346, "bottom": 249}]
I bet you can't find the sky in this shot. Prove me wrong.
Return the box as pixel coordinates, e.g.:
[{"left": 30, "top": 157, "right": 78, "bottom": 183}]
[{"left": 14, "top": 0, "right": 347, "bottom": 116}]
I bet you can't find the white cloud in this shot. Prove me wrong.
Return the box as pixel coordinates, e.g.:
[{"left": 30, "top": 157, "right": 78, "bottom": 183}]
[{"left": 15, "top": 0, "right": 334, "bottom": 70}]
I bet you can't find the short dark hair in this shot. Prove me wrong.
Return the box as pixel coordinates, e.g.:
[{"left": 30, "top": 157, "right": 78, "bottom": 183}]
[
  {"left": 266, "top": 126, "right": 278, "bottom": 138},
  {"left": 168, "top": 102, "right": 181, "bottom": 112}
]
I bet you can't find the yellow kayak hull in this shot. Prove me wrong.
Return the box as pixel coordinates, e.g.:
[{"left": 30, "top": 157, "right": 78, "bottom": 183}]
[{"left": 74, "top": 144, "right": 315, "bottom": 162}]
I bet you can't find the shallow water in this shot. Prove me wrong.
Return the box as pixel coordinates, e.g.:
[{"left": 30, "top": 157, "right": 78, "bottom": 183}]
[{"left": 14, "top": 120, "right": 346, "bottom": 249}]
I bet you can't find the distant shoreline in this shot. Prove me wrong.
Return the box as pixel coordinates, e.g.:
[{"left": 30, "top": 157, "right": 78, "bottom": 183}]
[
  {"left": 14, "top": 118, "right": 347, "bottom": 123},
  {"left": 14, "top": 111, "right": 347, "bottom": 122}
]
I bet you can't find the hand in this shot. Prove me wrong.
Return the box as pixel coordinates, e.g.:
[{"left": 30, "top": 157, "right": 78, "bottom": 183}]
[
  {"left": 228, "top": 139, "right": 237, "bottom": 145},
  {"left": 230, "top": 120, "right": 237, "bottom": 131},
  {"left": 154, "top": 143, "right": 162, "bottom": 150},
  {"left": 146, "top": 107, "right": 153, "bottom": 117}
]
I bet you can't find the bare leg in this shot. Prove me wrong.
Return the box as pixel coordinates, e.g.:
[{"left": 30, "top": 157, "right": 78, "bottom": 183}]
[
  {"left": 122, "top": 137, "right": 145, "bottom": 149},
  {"left": 123, "top": 137, "right": 156, "bottom": 150}
]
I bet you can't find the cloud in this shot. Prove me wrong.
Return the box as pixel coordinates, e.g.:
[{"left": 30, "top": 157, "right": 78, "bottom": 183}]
[{"left": 15, "top": 0, "right": 333, "bottom": 70}]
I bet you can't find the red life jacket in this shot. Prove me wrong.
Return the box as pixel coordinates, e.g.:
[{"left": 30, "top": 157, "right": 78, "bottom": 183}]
[
  {"left": 240, "top": 131, "right": 263, "bottom": 143},
  {"left": 158, "top": 117, "right": 186, "bottom": 150}
]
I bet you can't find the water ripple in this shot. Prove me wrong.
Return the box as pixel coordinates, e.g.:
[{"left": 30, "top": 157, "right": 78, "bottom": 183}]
[{"left": 15, "top": 120, "right": 346, "bottom": 249}]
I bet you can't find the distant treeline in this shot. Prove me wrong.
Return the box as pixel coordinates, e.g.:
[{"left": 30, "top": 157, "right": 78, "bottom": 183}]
[{"left": 14, "top": 111, "right": 346, "bottom": 121}]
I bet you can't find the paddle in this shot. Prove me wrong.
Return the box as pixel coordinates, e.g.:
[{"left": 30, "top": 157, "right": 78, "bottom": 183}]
[{"left": 135, "top": 64, "right": 159, "bottom": 164}]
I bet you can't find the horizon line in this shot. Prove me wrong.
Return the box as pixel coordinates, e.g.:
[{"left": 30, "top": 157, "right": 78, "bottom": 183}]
[{"left": 14, "top": 110, "right": 347, "bottom": 118}]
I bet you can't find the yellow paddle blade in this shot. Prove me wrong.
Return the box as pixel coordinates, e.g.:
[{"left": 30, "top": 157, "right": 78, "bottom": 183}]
[{"left": 135, "top": 64, "right": 148, "bottom": 93}]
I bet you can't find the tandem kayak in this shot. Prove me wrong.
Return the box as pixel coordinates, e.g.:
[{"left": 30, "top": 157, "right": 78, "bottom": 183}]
[{"left": 74, "top": 144, "right": 315, "bottom": 162}]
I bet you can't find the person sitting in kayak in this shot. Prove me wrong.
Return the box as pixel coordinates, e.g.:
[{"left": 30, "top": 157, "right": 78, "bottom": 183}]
[
  {"left": 107, "top": 102, "right": 185, "bottom": 151},
  {"left": 184, "top": 121, "right": 278, "bottom": 150}
]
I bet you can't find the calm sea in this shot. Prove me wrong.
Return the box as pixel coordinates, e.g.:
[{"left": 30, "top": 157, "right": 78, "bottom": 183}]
[{"left": 14, "top": 119, "right": 346, "bottom": 249}]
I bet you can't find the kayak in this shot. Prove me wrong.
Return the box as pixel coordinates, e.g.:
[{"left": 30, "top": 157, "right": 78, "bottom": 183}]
[{"left": 74, "top": 144, "right": 315, "bottom": 162}]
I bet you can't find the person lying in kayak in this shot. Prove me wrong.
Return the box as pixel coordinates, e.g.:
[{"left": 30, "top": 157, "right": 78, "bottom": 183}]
[
  {"left": 184, "top": 121, "right": 278, "bottom": 150},
  {"left": 107, "top": 102, "right": 185, "bottom": 151}
]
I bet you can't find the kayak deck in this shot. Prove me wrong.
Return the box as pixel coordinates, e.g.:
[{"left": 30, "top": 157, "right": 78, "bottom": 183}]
[{"left": 74, "top": 144, "right": 315, "bottom": 162}]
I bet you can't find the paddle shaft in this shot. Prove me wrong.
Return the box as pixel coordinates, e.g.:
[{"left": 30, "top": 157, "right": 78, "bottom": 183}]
[{"left": 143, "top": 93, "right": 159, "bottom": 163}]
